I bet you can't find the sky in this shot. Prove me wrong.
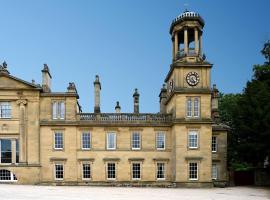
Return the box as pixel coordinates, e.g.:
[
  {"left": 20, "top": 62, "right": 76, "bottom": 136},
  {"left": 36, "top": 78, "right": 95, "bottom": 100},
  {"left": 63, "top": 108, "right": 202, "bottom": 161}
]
[{"left": 0, "top": 0, "right": 269, "bottom": 113}]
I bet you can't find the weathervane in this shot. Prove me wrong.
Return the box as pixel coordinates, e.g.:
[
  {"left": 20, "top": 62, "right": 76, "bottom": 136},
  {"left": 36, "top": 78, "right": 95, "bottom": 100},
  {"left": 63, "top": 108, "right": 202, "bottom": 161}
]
[{"left": 184, "top": 3, "right": 189, "bottom": 12}]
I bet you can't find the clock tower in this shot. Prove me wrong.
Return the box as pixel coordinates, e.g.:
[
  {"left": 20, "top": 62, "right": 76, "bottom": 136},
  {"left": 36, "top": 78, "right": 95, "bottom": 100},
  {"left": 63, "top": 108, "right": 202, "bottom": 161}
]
[{"left": 164, "top": 10, "right": 214, "bottom": 186}]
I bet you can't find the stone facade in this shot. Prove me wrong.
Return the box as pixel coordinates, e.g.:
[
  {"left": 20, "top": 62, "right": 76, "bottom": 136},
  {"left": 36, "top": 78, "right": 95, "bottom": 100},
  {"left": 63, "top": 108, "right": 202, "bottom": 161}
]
[{"left": 0, "top": 10, "right": 228, "bottom": 187}]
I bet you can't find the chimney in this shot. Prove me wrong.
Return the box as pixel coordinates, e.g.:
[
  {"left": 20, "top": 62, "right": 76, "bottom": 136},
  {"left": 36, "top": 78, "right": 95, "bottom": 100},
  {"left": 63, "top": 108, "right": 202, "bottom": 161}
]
[
  {"left": 67, "top": 82, "right": 77, "bottom": 93},
  {"left": 94, "top": 75, "right": 101, "bottom": 113},
  {"left": 115, "top": 101, "right": 121, "bottom": 113},
  {"left": 42, "top": 64, "right": 52, "bottom": 92},
  {"left": 211, "top": 84, "right": 220, "bottom": 122},
  {"left": 159, "top": 84, "right": 167, "bottom": 114},
  {"left": 133, "top": 88, "right": 140, "bottom": 114}
]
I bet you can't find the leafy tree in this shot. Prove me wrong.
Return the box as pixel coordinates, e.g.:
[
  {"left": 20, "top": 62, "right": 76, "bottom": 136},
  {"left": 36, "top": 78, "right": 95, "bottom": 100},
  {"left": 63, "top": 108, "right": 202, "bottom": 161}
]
[{"left": 219, "top": 41, "right": 270, "bottom": 169}]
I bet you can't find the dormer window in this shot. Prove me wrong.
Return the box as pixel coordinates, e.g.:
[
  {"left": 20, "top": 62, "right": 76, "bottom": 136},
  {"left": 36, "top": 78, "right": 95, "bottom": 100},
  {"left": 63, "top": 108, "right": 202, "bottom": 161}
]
[
  {"left": 0, "top": 102, "right": 11, "bottom": 119},
  {"left": 52, "top": 101, "right": 65, "bottom": 120}
]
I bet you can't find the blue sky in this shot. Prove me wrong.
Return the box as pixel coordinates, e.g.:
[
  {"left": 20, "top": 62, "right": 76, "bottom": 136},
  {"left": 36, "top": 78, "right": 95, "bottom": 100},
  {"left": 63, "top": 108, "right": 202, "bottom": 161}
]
[{"left": 1, "top": 0, "right": 269, "bottom": 113}]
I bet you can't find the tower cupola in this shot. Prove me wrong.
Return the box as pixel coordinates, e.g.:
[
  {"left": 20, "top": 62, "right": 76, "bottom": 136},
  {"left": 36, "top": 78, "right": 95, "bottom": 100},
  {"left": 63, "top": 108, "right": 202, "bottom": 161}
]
[{"left": 170, "top": 10, "right": 205, "bottom": 63}]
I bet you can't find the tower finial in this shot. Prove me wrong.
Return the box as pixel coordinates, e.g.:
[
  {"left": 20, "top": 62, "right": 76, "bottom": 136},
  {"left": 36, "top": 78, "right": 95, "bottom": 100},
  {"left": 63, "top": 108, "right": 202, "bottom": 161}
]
[{"left": 184, "top": 3, "right": 189, "bottom": 12}]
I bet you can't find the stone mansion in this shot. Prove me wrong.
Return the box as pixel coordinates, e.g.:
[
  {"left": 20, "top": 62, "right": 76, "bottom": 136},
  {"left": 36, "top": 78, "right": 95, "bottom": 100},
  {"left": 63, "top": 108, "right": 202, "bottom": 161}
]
[{"left": 0, "top": 10, "right": 228, "bottom": 187}]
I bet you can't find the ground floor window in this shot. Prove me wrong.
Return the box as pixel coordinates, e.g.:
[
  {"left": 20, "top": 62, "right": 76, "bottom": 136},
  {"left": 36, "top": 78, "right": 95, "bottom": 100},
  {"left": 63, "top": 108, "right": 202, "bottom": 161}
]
[
  {"left": 82, "top": 163, "right": 91, "bottom": 180},
  {"left": 55, "top": 164, "right": 64, "bottom": 180},
  {"left": 0, "top": 169, "right": 17, "bottom": 182},
  {"left": 189, "top": 162, "right": 198, "bottom": 180},
  {"left": 0, "top": 139, "right": 12, "bottom": 163},
  {"left": 212, "top": 164, "right": 218, "bottom": 180},
  {"left": 107, "top": 163, "right": 116, "bottom": 180},
  {"left": 132, "top": 163, "right": 141, "bottom": 180},
  {"left": 156, "top": 163, "right": 165, "bottom": 180}
]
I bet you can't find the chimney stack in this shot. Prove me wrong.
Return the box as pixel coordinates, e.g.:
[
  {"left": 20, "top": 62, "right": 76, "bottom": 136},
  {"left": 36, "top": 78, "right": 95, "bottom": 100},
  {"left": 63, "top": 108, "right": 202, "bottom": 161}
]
[
  {"left": 159, "top": 84, "right": 167, "bottom": 114},
  {"left": 94, "top": 75, "right": 101, "bottom": 113},
  {"left": 133, "top": 88, "right": 140, "bottom": 114},
  {"left": 67, "top": 82, "right": 77, "bottom": 93},
  {"left": 115, "top": 101, "right": 121, "bottom": 113},
  {"left": 42, "top": 64, "right": 52, "bottom": 92},
  {"left": 211, "top": 84, "right": 220, "bottom": 122}
]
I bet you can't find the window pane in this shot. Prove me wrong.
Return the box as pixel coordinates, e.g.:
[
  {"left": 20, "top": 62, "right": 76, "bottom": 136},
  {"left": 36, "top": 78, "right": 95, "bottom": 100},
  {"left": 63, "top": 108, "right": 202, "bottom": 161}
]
[
  {"left": 212, "top": 164, "right": 218, "bottom": 180},
  {"left": 0, "top": 102, "right": 11, "bottom": 118},
  {"left": 156, "top": 133, "right": 165, "bottom": 149},
  {"left": 54, "top": 133, "right": 63, "bottom": 149},
  {"left": 60, "top": 102, "right": 65, "bottom": 119},
  {"left": 189, "top": 162, "right": 198, "bottom": 180},
  {"left": 186, "top": 98, "right": 192, "bottom": 117},
  {"left": 82, "top": 133, "right": 91, "bottom": 149},
  {"left": 188, "top": 131, "right": 198, "bottom": 148},
  {"left": 157, "top": 163, "right": 165, "bottom": 179},
  {"left": 107, "top": 133, "right": 116, "bottom": 149},
  {"left": 132, "top": 163, "right": 141, "bottom": 179},
  {"left": 1, "top": 139, "right": 12, "bottom": 163},
  {"left": 194, "top": 97, "right": 200, "bottom": 117},
  {"left": 132, "top": 132, "right": 140, "bottom": 149},
  {"left": 52, "top": 102, "right": 57, "bottom": 119},
  {"left": 107, "top": 163, "right": 116, "bottom": 179},
  {"left": 83, "top": 163, "right": 91, "bottom": 179},
  {"left": 55, "top": 164, "right": 64, "bottom": 180},
  {"left": 0, "top": 169, "right": 11, "bottom": 180},
  {"left": 212, "top": 136, "right": 217, "bottom": 152}
]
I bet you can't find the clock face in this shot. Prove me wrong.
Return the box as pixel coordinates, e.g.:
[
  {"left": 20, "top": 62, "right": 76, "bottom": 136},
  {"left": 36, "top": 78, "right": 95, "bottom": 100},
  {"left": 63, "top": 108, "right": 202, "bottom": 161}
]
[{"left": 186, "top": 72, "right": 200, "bottom": 86}]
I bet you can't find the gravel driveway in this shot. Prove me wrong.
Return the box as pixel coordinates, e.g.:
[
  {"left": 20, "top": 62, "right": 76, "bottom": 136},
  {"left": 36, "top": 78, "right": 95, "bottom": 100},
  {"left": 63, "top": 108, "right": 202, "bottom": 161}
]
[{"left": 0, "top": 184, "right": 269, "bottom": 200}]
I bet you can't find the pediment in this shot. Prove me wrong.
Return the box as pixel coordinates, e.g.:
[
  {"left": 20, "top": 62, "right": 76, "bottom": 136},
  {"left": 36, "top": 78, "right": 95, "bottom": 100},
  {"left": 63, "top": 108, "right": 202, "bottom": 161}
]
[{"left": 0, "top": 73, "right": 41, "bottom": 90}]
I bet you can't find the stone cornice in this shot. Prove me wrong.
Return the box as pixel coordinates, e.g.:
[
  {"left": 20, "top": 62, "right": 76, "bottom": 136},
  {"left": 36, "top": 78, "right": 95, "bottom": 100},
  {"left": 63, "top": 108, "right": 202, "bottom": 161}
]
[
  {"left": 41, "top": 92, "right": 79, "bottom": 99},
  {"left": 165, "top": 88, "right": 211, "bottom": 105},
  {"left": 165, "top": 62, "right": 212, "bottom": 82},
  {"left": 212, "top": 123, "right": 230, "bottom": 131}
]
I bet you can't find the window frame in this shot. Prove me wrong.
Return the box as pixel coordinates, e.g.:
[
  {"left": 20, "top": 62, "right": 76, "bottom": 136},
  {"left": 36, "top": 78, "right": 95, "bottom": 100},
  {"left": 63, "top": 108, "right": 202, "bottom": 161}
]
[
  {"left": 189, "top": 162, "right": 198, "bottom": 181},
  {"left": 54, "top": 132, "right": 64, "bottom": 150},
  {"left": 186, "top": 97, "right": 201, "bottom": 118},
  {"left": 0, "top": 139, "right": 12, "bottom": 164},
  {"left": 156, "top": 132, "right": 166, "bottom": 150},
  {"left": 212, "top": 136, "right": 217, "bottom": 152},
  {"left": 131, "top": 132, "right": 141, "bottom": 150},
  {"left": 188, "top": 130, "right": 198, "bottom": 149},
  {"left": 106, "top": 162, "right": 116, "bottom": 180},
  {"left": 193, "top": 97, "right": 200, "bottom": 118},
  {"left": 52, "top": 101, "right": 65, "bottom": 120},
  {"left": 0, "top": 169, "right": 17, "bottom": 182},
  {"left": 106, "top": 132, "right": 116, "bottom": 150},
  {"left": 186, "top": 97, "right": 193, "bottom": 118},
  {"left": 81, "top": 132, "right": 91, "bottom": 150},
  {"left": 212, "top": 164, "right": 218, "bottom": 180},
  {"left": 54, "top": 163, "right": 64, "bottom": 181},
  {"left": 156, "top": 162, "right": 166, "bottom": 180},
  {"left": 132, "top": 162, "right": 141, "bottom": 180},
  {"left": 82, "top": 162, "right": 91, "bottom": 180},
  {"left": 0, "top": 102, "right": 11, "bottom": 119}
]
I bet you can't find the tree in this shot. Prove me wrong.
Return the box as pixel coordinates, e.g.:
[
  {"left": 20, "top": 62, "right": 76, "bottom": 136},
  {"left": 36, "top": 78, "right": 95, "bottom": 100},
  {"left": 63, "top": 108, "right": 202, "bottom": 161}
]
[
  {"left": 261, "top": 40, "right": 270, "bottom": 65},
  {"left": 220, "top": 41, "right": 270, "bottom": 169},
  {"left": 219, "top": 93, "right": 242, "bottom": 168}
]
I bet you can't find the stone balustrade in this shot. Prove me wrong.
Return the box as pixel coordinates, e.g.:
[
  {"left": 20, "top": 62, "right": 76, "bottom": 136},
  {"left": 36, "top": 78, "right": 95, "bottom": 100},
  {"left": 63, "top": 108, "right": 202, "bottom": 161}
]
[{"left": 78, "top": 113, "right": 172, "bottom": 124}]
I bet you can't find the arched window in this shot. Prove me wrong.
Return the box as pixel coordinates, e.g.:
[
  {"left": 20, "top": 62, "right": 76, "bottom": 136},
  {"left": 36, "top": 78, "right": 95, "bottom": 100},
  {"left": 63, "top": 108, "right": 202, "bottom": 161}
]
[{"left": 0, "top": 169, "right": 17, "bottom": 182}]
